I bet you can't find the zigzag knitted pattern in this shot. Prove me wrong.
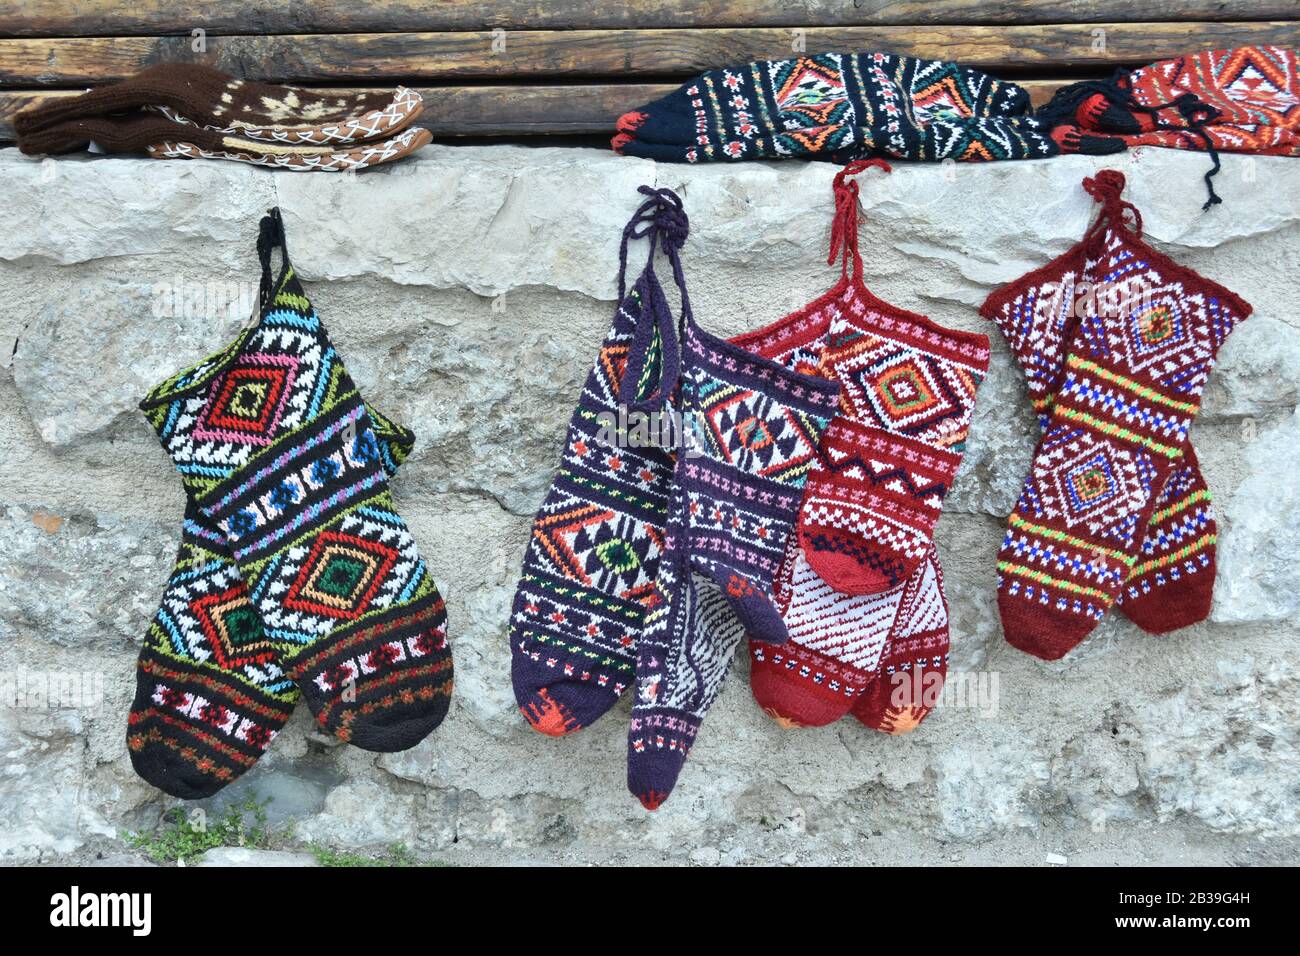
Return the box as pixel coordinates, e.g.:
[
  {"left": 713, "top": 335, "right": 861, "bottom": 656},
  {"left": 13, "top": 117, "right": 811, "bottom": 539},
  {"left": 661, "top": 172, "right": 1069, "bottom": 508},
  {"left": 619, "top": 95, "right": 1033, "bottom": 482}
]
[
  {"left": 127, "top": 408, "right": 413, "bottom": 798},
  {"left": 994, "top": 171, "right": 1251, "bottom": 659},
  {"left": 140, "top": 214, "right": 452, "bottom": 750},
  {"left": 612, "top": 50, "right": 1057, "bottom": 164},
  {"left": 981, "top": 218, "right": 1219, "bottom": 634}
]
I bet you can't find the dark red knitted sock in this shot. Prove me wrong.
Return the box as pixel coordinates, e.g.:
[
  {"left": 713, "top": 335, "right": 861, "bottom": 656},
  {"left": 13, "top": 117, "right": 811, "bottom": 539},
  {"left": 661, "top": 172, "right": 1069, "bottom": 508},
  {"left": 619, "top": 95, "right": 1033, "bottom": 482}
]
[
  {"left": 800, "top": 163, "right": 989, "bottom": 595},
  {"left": 980, "top": 190, "right": 1219, "bottom": 637},
  {"left": 995, "top": 171, "right": 1250, "bottom": 660}
]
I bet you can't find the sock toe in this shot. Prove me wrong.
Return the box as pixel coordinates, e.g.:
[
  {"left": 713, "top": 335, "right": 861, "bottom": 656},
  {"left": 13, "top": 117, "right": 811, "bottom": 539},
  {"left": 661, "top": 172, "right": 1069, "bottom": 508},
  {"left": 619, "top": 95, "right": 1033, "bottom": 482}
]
[
  {"left": 748, "top": 643, "right": 859, "bottom": 727},
  {"left": 343, "top": 685, "right": 452, "bottom": 752},
  {"left": 801, "top": 544, "right": 905, "bottom": 596},
  {"left": 719, "top": 580, "right": 789, "bottom": 645},
  {"left": 511, "top": 640, "right": 627, "bottom": 736},
  {"left": 998, "top": 592, "right": 1102, "bottom": 660},
  {"left": 627, "top": 746, "right": 688, "bottom": 811},
  {"left": 1122, "top": 577, "right": 1213, "bottom": 634},
  {"left": 128, "top": 740, "right": 229, "bottom": 801}
]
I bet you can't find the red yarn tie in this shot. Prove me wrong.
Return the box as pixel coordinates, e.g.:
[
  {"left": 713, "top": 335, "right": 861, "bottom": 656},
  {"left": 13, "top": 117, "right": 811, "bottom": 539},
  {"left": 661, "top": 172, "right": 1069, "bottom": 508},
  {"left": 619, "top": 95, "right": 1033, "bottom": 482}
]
[
  {"left": 827, "top": 158, "right": 892, "bottom": 280},
  {"left": 1082, "top": 169, "right": 1143, "bottom": 251}
]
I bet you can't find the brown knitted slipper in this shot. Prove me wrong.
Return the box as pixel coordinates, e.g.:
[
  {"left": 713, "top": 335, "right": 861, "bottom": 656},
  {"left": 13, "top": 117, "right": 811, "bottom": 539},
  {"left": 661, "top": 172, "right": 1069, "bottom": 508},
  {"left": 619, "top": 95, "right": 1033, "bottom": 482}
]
[
  {"left": 147, "top": 126, "right": 433, "bottom": 172},
  {"left": 150, "top": 85, "right": 424, "bottom": 146},
  {"left": 18, "top": 112, "right": 431, "bottom": 171},
  {"left": 14, "top": 64, "right": 422, "bottom": 146}
]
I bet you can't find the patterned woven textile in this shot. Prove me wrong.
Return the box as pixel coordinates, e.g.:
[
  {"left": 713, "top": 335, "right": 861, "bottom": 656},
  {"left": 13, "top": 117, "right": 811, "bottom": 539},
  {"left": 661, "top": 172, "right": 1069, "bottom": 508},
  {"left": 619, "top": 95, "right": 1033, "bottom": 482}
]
[{"left": 612, "top": 51, "right": 1056, "bottom": 164}]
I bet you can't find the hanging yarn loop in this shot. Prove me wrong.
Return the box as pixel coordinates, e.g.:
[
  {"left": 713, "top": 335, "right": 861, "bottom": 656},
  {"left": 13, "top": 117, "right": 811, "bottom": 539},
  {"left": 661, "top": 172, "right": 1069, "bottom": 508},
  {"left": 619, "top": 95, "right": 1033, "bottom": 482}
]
[
  {"left": 1082, "top": 169, "right": 1144, "bottom": 250},
  {"left": 828, "top": 158, "right": 892, "bottom": 279},
  {"left": 631, "top": 184, "right": 690, "bottom": 252},
  {"left": 256, "top": 207, "right": 290, "bottom": 314},
  {"left": 616, "top": 185, "right": 693, "bottom": 413},
  {"left": 617, "top": 185, "right": 691, "bottom": 301}
]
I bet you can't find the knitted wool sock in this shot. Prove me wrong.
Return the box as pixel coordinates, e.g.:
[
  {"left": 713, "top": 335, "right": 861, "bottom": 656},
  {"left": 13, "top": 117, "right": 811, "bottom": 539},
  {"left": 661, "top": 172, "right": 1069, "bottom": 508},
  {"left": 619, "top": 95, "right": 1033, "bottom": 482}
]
[
  {"left": 996, "top": 171, "right": 1251, "bottom": 659},
  {"left": 1029, "top": 46, "right": 1300, "bottom": 210},
  {"left": 17, "top": 112, "right": 432, "bottom": 172},
  {"left": 849, "top": 546, "right": 949, "bottom": 734},
  {"left": 140, "top": 209, "right": 452, "bottom": 748},
  {"left": 798, "top": 163, "right": 989, "bottom": 594},
  {"left": 611, "top": 51, "right": 1056, "bottom": 164},
  {"left": 145, "top": 126, "right": 432, "bottom": 173},
  {"left": 127, "top": 409, "right": 414, "bottom": 799},
  {"left": 14, "top": 64, "right": 423, "bottom": 145},
  {"left": 980, "top": 209, "right": 1219, "bottom": 635},
  {"left": 509, "top": 199, "right": 678, "bottom": 738},
  {"left": 747, "top": 533, "right": 908, "bottom": 727},
  {"left": 624, "top": 188, "right": 840, "bottom": 809},
  {"left": 726, "top": 161, "right": 982, "bottom": 726}
]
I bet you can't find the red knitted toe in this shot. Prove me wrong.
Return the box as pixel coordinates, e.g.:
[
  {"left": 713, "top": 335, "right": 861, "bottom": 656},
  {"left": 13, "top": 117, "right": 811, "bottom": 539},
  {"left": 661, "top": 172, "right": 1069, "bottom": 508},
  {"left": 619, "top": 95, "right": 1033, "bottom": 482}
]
[{"left": 997, "top": 590, "right": 1098, "bottom": 661}]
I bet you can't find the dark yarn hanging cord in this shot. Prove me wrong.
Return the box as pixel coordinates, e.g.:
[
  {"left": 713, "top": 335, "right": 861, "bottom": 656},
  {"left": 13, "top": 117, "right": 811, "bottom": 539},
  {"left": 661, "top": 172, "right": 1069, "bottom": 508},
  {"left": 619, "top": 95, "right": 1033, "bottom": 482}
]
[{"left": 1035, "top": 68, "right": 1225, "bottom": 211}]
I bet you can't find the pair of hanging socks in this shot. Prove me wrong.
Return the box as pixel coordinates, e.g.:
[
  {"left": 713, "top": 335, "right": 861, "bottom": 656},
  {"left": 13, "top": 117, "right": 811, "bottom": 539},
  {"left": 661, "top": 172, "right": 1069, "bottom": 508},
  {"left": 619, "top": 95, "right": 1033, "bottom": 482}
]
[
  {"left": 731, "top": 273, "right": 987, "bottom": 726},
  {"left": 981, "top": 220, "right": 1220, "bottom": 635},
  {"left": 128, "top": 405, "right": 418, "bottom": 799},
  {"left": 989, "top": 171, "right": 1250, "bottom": 659},
  {"left": 131, "top": 239, "right": 452, "bottom": 798}
]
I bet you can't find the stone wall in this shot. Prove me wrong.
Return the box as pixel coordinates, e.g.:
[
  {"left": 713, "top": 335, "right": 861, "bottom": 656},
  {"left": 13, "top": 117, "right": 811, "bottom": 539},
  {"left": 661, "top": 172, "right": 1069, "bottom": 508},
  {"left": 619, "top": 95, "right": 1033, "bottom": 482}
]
[{"left": 0, "top": 145, "right": 1296, "bottom": 865}]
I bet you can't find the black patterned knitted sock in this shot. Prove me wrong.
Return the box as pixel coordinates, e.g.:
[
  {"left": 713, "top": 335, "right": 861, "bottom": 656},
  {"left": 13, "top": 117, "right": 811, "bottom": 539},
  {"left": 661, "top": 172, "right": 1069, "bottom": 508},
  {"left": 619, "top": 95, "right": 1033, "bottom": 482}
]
[
  {"left": 139, "top": 209, "right": 451, "bottom": 754},
  {"left": 128, "top": 406, "right": 415, "bottom": 798}
]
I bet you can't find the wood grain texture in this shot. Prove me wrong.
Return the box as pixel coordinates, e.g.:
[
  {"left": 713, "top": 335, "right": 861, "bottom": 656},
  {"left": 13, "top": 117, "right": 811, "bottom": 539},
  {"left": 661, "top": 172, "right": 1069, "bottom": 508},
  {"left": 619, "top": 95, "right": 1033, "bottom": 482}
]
[
  {"left": 0, "top": 79, "right": 1077, "bottom": 142},
  {"left": 1, "top": 1, "right": 1294, "bottom": 38},
  {"left": 2, "top": 22, "right": 1297, "bottom": 85}
]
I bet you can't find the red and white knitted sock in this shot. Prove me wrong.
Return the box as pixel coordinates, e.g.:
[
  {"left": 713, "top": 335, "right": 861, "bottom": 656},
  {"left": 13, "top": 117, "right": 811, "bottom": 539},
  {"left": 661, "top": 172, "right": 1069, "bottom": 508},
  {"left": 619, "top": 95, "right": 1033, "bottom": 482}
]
[
  {"left": 996, "top": 171, "right": 1250, "bottom": 659},
  {"left": 981, "top": 215, "right": 1218, "bottom": 635},
  {"left": 850, "top": 546, "right": 949, "bottom": 734},
  {"left": 798, "top": 164, "right": 989, "bottom": 595},
  {"left": 748, "top": 533, "right": 908, "bottom": 727},
  {"left": 733, "top": 160, "right": 984, "bottom": 726}
]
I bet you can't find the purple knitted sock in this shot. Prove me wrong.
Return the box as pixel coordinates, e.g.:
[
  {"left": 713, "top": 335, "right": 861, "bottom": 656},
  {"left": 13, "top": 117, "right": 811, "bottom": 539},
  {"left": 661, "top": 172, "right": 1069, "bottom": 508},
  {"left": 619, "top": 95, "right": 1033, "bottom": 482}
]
[
  {"left": 617, "top": 189, "right": 840, "bottom": 809},
  {"left": 509, "top": 193, "right": 682, "bottom": 737}
]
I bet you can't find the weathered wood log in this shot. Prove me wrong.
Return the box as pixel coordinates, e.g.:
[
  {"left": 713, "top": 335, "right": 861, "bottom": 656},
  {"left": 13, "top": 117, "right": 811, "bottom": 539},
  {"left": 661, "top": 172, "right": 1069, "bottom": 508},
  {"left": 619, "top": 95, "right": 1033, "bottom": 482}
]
[
  {"left": 2, "top": 22, "right": 1296, "bottom": 85},
  {"left": 1, "top": 1, "right": 1293, "bottom": 38}
]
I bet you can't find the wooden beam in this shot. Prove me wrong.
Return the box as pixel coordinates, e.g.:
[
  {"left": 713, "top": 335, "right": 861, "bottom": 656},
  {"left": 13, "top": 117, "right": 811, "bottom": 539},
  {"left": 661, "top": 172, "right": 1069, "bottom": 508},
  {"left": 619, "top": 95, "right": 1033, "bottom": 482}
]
[
  {"left": 0, "top": 80, "right": 1077, "bottom": 142},
  {"left": 1, "top": 1, "right": 1292, "bottom": 38},
  {"left": 3, "top": 23, "right": 1296, "bottom": 86}
]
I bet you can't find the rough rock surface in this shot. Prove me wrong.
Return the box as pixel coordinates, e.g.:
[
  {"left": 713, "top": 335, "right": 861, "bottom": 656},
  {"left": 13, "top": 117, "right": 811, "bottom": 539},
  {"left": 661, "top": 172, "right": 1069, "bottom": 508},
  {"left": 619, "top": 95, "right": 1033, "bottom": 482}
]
[
  {"left": 0, "top": 146, "right": 1297, "bottom": 866},
  {"left": 193, "top": 848, "right": 320, "bottom": 867}
]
